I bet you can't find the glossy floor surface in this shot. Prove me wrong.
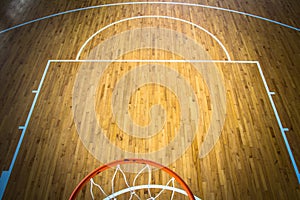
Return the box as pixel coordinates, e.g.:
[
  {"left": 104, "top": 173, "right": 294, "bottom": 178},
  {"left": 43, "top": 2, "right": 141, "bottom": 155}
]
[{"left": 0, "top": 0, "right": 299, "bottom": 199}]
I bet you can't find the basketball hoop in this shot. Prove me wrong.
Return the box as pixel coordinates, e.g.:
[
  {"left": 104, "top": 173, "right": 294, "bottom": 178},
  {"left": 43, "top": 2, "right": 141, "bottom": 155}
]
[{"left": 69, "top": 158, "right": 199, "bottom": 200}]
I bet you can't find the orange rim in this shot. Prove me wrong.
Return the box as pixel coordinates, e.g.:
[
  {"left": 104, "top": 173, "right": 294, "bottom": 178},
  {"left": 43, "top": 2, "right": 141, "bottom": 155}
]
[{"left": 69, "top": 158, "right": 195, "bottom": 200}]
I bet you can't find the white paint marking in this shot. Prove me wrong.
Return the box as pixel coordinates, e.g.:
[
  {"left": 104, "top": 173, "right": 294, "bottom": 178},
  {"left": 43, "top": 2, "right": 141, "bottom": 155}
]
[
  {"left": 269, "top": 91, "right": 275, "bottom": 95},
  {"left": 2, "top": 58, "right": 299, "bottom": 199},
  {"left": 50, "top": 59, "right": 256, "bottom": 63},
  {"left": 32, "top": 90, "right": 38, "bottom": 93},
  {"left": 0, "top": 1, "right": 299, "bottom": 34},
  {"left": 75, "top": 15, "right": 231, "bottom": 61}
]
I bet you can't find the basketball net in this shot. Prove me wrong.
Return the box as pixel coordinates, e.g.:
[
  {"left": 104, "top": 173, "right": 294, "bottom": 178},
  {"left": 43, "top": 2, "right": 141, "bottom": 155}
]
[{"left": 69, "top": 159, "right": 200, "bottom": 200}]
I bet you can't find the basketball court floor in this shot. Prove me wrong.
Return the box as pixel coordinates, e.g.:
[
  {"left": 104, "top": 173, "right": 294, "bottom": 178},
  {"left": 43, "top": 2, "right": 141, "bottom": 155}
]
[{"left": 0, "top": 0, "right": 299, "bottom": 199}]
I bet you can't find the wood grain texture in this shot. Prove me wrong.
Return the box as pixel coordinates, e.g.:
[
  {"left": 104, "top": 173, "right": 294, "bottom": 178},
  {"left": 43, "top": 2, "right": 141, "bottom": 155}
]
[{"left": 0, "top": 0, "right": 299, "bottom": 199}]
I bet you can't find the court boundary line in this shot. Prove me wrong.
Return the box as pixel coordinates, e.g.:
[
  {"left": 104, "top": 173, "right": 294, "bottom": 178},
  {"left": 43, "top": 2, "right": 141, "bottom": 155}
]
[
  {"left": 0, "top": 59, "right": 299, "bottom": 199},
  {"left": 75, "top": 15, "right": 231, "bottom": 61},
  {"left": 0, "top": 1, "right": 299, "bottom": 35},
  {"left": 0, "top": 60, "right": 51, "bottom": 199}
]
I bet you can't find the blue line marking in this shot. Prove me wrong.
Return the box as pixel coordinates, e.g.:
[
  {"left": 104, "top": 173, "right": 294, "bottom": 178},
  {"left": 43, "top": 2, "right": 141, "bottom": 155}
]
[
  {"left": 0, "top": 171, "right": 10, "bottom": 199},
  {"left": 256, "top": 62, "right": 300, "bottom": 184},
  {"left": 0, "top": 2, "right": 299, "bottom": 34},
  {"left": 0, "top": 61, "right": 51, "bottom": 199}
]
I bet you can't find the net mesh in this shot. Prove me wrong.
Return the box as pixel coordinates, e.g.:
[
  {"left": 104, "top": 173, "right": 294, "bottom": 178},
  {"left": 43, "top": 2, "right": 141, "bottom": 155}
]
[
  {"left": 70, "top": 164, "right": 199, "bottom": 200},
  {"left": 88, "top": 164, "right": 176, "bottom": 200},
  {"left": 70, "top": 159, "right": 200, "bottom": 200}
]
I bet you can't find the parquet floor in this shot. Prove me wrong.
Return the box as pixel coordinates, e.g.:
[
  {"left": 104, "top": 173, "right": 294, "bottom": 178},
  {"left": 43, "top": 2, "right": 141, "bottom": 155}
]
[{"left": 0, "top": 0, "right": 299, "bottom": 199}]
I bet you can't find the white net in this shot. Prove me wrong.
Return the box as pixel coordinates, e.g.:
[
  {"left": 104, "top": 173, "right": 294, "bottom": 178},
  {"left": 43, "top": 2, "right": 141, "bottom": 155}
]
[{"left": 83, "top": 163, "right": 200, "bottom": 200}]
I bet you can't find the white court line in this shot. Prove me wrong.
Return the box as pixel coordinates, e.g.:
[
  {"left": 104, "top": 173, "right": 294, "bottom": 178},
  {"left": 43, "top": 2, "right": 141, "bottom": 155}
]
[
  {"left": 75, "top": 15, "right": 231, "bottom": 61},
  {"left": 50, "top": 59, "right": 257, "bottom": 63},
  {"left": 0, "top": 1, "right": 299, "bottom": 34},
  {"left": 1, "top": 59, "right": 299, "bottom": 199}
]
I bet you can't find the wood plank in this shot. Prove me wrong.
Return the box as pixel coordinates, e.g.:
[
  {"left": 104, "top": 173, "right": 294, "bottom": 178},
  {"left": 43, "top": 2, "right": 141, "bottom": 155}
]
[{"left": 0, "top": 1, "right": 299, "bottom": 199}]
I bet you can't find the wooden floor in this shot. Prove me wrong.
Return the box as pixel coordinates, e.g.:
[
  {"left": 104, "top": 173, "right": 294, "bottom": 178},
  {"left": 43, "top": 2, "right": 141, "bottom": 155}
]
[{"left": 0, "top": 0, "right": 300, "bottom": 199}]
